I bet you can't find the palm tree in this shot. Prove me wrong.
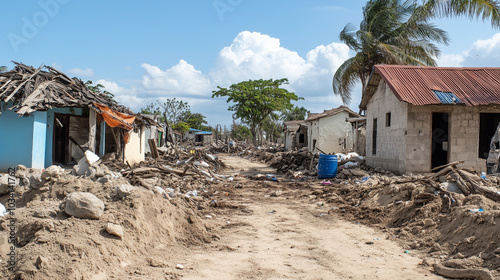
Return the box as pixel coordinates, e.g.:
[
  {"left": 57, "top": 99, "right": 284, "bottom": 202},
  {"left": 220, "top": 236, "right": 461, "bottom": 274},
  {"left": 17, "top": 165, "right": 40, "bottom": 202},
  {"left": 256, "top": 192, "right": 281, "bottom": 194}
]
[
  {"left": 417, "top": 0, "right": 500, "bottom": 28},
  {"left": 333, "top": 0, "right": 450, "bottom": 104}
]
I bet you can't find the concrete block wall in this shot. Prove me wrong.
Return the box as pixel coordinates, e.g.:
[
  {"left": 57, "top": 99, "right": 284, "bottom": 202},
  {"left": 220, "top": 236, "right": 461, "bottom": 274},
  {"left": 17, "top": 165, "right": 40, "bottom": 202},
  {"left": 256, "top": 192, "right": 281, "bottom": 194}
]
[
  {"left": 406, "top": 106, "right": 432, "bottom": 173},
  {"left": 365, "top": 81, "right": 408, "bottom": 173},
  {"left": 407, "top": 104, "right": 500, "bottom": 173}
]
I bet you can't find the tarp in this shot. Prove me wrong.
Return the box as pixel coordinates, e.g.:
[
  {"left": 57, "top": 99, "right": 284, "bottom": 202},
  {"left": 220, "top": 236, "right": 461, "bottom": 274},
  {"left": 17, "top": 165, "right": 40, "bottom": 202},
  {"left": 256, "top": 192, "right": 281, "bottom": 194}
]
[{"left": 94, "top": 103, "right": 135, "bottom": 131}]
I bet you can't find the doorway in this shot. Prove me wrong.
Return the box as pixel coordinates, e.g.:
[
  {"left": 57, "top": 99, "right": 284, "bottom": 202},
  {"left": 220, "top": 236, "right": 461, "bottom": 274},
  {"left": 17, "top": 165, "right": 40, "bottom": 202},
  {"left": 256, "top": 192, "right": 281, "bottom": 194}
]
[
  {"left": 431, "top": 112, "right": 449, "bottom": 169},
  {"left": 53, "top": 114, "right": 70, "bottom": 164}
]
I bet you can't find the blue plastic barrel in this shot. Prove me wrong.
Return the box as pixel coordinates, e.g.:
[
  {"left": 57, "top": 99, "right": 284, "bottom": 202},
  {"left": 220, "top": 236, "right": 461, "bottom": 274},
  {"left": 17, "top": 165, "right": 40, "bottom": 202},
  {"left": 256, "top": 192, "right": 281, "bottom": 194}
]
[{"left": 318, "top": 154, "right": 338, "bottom": 179}]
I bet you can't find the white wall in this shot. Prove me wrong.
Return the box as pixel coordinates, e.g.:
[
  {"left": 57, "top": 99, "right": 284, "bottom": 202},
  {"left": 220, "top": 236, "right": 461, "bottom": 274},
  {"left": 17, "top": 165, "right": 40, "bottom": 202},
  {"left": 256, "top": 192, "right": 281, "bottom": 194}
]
[
  {"left": 365, "top": 80, "right": 408, "bottom": 174},
  {"left": 307, "top": 111, "right": 353, "bottom": 154},
  {"left": 124, "top": 126, "right": 145, "bottom": 165}
]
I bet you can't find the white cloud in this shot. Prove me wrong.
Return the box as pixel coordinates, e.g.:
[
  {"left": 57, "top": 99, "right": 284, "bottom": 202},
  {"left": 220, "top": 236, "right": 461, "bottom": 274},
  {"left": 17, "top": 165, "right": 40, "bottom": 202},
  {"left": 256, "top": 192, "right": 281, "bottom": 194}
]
[
  {"left": 141, "top": 60, "right": 212, "bottom": 97},
  {"left": 94, "top": 31, "right": 354, "bottom": 126},
  {"left": 437, "top": 54, "right": 465, "bottom": 67},
  {"left": 438, "top": 32, "right": 500, "bottom": 67},
  {"left": 210, "top": 31, "right": 313, "bottom": 86},
  {"left": 68, "top": 67, "right": 94, "bottom": 77}
]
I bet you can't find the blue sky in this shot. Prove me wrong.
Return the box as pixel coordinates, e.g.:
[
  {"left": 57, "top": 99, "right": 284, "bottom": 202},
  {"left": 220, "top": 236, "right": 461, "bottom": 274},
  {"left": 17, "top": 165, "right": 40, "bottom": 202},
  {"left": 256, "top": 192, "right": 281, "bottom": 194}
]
[{"left": 2, "top": 0, "right": 500, "bottom": 127}]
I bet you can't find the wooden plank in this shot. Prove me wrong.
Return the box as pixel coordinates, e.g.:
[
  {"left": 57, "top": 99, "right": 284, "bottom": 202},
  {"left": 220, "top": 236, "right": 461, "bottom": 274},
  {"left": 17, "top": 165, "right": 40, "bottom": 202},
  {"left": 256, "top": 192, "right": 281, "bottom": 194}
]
[
  {"left": 4, "top": 65, "right": 43, "bottom": 102},
  {"left": 148, "top": 138, "right": 159, "bottom": 158}
]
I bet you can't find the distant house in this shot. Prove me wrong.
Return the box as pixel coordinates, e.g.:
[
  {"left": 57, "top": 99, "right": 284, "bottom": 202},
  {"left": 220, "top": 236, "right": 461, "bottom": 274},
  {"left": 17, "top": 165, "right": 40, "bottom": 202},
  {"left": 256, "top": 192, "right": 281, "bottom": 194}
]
[
  {"left": 143, "top": 114, "right": 164, "bottom": 153},
  {"left": 283, "top": 120, "right": 307, "bottom": 150},
  {"left": 185, "top": 128, "right": 202, "bottom": 141},
  {"left": 305, "top": 106, "right": 361, "bottom": 154},
  {"left": 184, "top": 128, "right": 213, "bottom": 145},
  {"left": 361, "top": 65, "right": 500, "bottom": 174},
  {"left": 195, "top": 131, "right": 213, "bottom": 145},
  {"left": 0, "top": 63, "right": 154, "bottom": 170}
]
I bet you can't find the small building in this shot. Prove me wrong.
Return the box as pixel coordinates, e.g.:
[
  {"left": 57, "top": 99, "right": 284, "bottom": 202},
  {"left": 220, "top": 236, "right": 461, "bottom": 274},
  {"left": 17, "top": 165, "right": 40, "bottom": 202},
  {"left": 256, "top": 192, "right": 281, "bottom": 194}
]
[
  {"left": 283, "top": 120, "right": 307, "bottom": 150},
  {"left": 361, "top": 65, "right": 500, "bottom": 174},
  {"left": 0, "top": 63, "right": 152, "bottom": 170},
  {"left": 184, "top": 128, "right": 202, "bottom": 141},
  {"left": 195, "top": 131, "right": 213, "bottom": 145},
  {"left": 305, "top": 106, "right": 360, "bottom": 154}
]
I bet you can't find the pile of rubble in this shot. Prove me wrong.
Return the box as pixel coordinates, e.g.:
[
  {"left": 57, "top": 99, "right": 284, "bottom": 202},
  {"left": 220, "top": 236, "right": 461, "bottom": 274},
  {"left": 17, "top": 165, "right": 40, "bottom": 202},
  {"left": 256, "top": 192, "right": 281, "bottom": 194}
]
[
  {"left": 0, "top": 144, "right": 242, "bottom": 279},
  {"left": 297, "top": 161, "right": 500, "bottom": 278}
]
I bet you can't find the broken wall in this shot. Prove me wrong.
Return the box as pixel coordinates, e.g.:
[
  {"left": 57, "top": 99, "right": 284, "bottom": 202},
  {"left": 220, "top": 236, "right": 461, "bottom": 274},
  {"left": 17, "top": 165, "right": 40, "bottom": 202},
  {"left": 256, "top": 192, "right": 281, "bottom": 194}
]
[{"left": 124, "top": 126, "right": 145, "bottom": 165}]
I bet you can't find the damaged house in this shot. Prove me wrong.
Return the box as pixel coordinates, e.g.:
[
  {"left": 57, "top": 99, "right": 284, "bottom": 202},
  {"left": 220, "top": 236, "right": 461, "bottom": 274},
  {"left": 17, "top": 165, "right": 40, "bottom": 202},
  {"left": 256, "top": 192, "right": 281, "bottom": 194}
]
[
  {"left": 361, "top": 65, "right": 500, "bottom": 174},
  {"left": 305, "top": 106, "right": 361, "bottom": 154},
  {"left": 0, "top": 63, "right": 154, "bottom": 171},
  {"left": 283, "top": 120, "right": 307, "bottom": 150}
]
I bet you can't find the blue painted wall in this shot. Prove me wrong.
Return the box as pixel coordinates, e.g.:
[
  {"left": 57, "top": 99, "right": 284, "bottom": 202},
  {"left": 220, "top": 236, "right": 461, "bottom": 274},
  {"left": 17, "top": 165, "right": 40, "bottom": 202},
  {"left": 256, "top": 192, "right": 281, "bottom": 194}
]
[
  {"left": 45, "top": 108, "right": 84, "bottom": 167},
  {"left": 32, "top": 111, "right": 47, "bottom": 169},
  {"left": 0, "top": 102, "right": 34, "bottom": 171}
]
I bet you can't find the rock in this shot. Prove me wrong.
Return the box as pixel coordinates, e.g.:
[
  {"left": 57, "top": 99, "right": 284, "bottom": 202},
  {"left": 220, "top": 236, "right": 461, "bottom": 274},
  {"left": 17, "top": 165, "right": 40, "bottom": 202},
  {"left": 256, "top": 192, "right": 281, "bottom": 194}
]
[
  {"left": 15, "top": 165, "right": 27, "bottom": 177},
  {"left": 97, "top": 176, "right": 110, "bottom": 184},
  {"left": 270, "top": 190, "right": 283, "bottom": 197},
  {"left": 116, "top": 184, "right": 134, "bottom": 199},
  {"left": 147, "top": 257, "right": 167, "bottom": 267},
  {"left": 410, "top": 241, "right": 420, "bottom": 249},
  {"left": 28, "top": 170, "right": 43, "bottom": 187},
  {"left": 439, "top": 182, "right": 464, "bottom": 194},
  {"left": 35, "top": 255, "right": 49, "bottom": 270},
  {"left": 0, "top": 175, "right": 15, "bottom": 195},
  {"left": 33, "top": 209, "right": 57, "bottom": 219},
  {"left": 41, "top": 165, "right": 64, "bottom": 180},
  {"left": 105, "top": 223, "right": 124, "bottom": 238},
  {"left": 35, "top": 231, "right": 51, "bottom": 243},
  {"left": 191, "top": 196, "right": 204, "bottom": 202},
  {"left": 349, "top": 168, "right": 369, "bottom": 177},
  {"left": 423, "top": 218, "right": 436, "bottom": 227},
  {"left": 430, "top": 243, "right": 442, "bottom": 253},
  {"left": 64, "top": 192, "right": 104, "bottom": 219},
  {"left": 493, "top": 247, "right": 500, "bottom": 254}
]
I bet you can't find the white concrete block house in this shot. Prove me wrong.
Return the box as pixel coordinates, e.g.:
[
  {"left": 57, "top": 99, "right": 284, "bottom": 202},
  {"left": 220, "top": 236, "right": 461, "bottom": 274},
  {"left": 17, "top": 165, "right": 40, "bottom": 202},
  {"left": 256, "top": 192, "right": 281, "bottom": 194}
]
[
  {"left": 305, "top": 106, "right": 360, "bottom": 155},
  {"left": 361, "top": 65, "right": 500, "bottom": 174}
]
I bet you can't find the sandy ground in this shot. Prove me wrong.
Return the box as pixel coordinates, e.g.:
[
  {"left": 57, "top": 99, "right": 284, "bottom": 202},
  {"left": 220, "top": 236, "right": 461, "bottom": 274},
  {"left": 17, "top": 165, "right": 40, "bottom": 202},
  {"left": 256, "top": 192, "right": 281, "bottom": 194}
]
[{"left": 180, "top": 155, "right": 443, "bottom": 279}]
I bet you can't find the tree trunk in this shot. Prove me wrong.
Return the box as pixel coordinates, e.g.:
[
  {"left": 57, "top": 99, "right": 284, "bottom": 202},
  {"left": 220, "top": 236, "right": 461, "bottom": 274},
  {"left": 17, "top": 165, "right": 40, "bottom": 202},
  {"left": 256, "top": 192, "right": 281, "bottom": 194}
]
[{"left": 251, "top": 126, "right": 258, "bottom": 146}]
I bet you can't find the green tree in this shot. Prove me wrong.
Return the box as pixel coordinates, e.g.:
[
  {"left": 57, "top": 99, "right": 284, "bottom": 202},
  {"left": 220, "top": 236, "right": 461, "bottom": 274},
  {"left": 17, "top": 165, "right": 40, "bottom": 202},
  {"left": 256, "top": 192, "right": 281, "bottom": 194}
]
[
  {"left": 282, "top": 106, "right": 308, "bottom": 121},
  {"left": 180, "top": 111, "right": 208, "bottom": 130},
  {"left": 212, "top": 78, "right": 302, "bottom": 146},
  {"left": 231, "top": 123, "right": 252, "bottom": 141},
  {"left": 262, "top": 113, "right": 283, "bottom": 144},
  {"left": 140, "top": 99, "right": 192, "bottom": 144},
  {"left": 173, "top": 121, "right": 190, "bottom": 136},
  {"left": 333, "top": 0, "right": 449, "bottom": 104},
  {"left": 0, "top": 66, "right": 7, "bottom": 73},
  {"left": 85, "top": 80, "right": 115, "bottom": 101}
]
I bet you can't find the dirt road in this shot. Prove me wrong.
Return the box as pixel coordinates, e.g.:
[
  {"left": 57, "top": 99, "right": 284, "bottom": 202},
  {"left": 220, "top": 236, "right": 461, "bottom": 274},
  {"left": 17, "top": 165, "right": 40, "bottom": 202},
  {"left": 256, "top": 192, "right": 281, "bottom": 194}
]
[{"left": 180, "top": 155, "right": 442, "bottom": 279}]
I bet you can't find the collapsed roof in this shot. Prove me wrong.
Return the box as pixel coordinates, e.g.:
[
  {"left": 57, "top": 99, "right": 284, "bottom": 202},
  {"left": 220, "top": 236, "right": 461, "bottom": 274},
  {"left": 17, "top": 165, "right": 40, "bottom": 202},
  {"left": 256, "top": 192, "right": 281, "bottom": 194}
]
[{"left": 0, "top": 62, "right": 132, "bottom": 116}]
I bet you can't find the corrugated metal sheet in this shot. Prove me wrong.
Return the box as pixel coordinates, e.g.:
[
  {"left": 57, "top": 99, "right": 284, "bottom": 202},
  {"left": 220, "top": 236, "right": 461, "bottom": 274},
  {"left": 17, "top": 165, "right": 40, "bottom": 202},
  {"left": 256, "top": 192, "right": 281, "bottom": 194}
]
[
  {"left": 371, "top": 65, "right": 500, "bottom": 106},
  {"left": 432, "top": 90, "right": 463, "bottom": 104}
]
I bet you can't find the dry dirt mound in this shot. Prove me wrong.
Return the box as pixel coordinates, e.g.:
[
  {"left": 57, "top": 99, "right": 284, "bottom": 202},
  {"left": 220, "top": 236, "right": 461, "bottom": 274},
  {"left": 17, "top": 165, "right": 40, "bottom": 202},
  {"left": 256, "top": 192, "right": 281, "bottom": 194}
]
[{"left": 0, "top": 172, "right": 221, "bottom": 280}]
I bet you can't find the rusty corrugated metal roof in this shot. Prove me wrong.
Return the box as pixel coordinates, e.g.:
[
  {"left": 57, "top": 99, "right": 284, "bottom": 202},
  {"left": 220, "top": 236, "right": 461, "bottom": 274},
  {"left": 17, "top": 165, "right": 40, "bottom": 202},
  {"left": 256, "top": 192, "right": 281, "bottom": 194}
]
[{"left": 361, "top": 65, "right": 500, "bottom": 109}]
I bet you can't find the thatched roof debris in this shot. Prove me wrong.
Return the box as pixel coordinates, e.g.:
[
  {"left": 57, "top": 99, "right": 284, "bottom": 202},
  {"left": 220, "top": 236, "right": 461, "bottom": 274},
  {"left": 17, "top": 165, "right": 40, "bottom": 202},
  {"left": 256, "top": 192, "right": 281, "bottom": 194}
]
[{"left": 0, "top": 62, "right": 131, "bottom": 116}]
